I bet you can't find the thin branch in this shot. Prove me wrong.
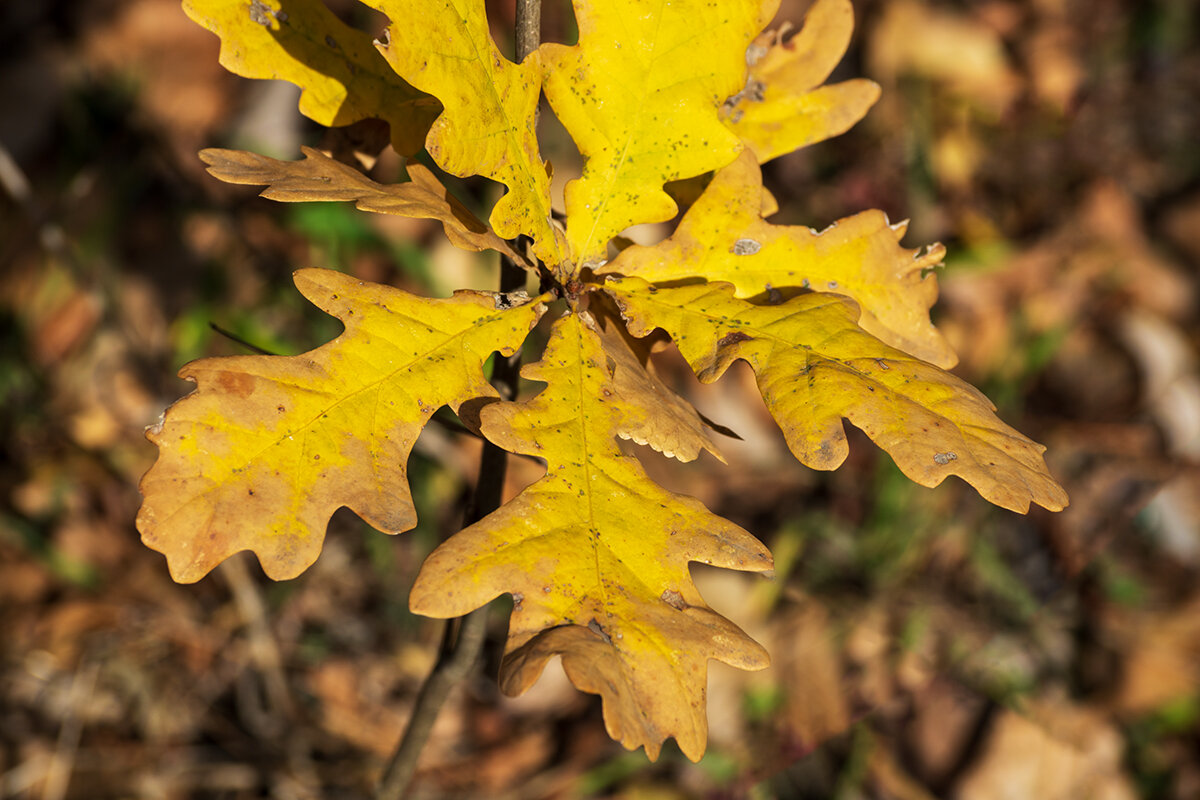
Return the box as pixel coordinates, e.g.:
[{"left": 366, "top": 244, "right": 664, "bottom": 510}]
[
  {"left": 514, "top": 0, "right": 542, "bottom": 62},
  {"left": 209, "top": 322, "right": 278, "bottom": 356},
  {"left": 375, "top": 272, "right": 529, "bottom": 800},
  {"left": 376, "top": 8, "right": 541, "bottom": 796},
  {"left": 375, "top": 607, "right": 489, "bottom": 800}
]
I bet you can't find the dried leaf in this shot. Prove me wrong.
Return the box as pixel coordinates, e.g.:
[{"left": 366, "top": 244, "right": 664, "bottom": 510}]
[
  {"left": 137, "top": 269, "right": 545, "bottom": 582},
  {"left": 606, "top": 277, "right": 1067, "bottom": 513},
  {"left": 182, "top": 0, "right": 438, "bottom": 154},
  {"left": 1112, "top": 593, "right": 1200, "bottom": 713},
  {"left": 869, "top": 0, "right": 1020, "bottom": 115},
  {"left": 957, "top": 700, "right": 1137, "bottom": 800},
  {"left": 604, "top": 150, "right": 956, "bottom": 367},
  {"left": 410, "top": 313, "right": 772, "bottom": 760},
  {"left": 199, "top": 146, "right": 517, "bottom": 257}
]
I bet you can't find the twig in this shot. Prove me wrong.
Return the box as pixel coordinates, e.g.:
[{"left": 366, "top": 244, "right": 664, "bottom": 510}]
[
  {"left": 209, "top": 322, "right": 278, "bottom": 355},
  {"left": 375, "top": 274, "right": 528, "bottom": 800},
  {"left": 41, "top": 662, "right": 97, "bottom": 800},
  {"left": 220, "top": 554, "right": 295, "bottom": 727},
  {"left": 376, "top": 9, "right": 541, "bottom": 796},
  {"left": 514, "top": 0, "right": 542, "bottom": 63},
  {"left": 0, "top": 142, "right": 74, "bottom": 272}
]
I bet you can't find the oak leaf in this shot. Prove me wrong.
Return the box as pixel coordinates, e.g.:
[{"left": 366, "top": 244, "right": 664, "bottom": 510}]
[
  {"left": 541, "top": 0, "right": 769, "bottom": 265},
  {"left": 724, "top": 0, "right": 882, "bottom": 162},
  {"left": 365, "top": 0, "right": 565, "bottom": 267},
  {"left": 182, "top": 0, "right": 438, "bottom": 155},
  {"left": 604, "top": 150, "right": 955, "bottom": 367},
  {"left": 605, "top": 276, "right": 1068, "bottom": 513},
  {"left": 198, "top": 146, "right": 518, "bottom": 258},
  {"left": 593, "top": 314, "right": 725, "bottom": 463},
  {"left": 409, "top": 312, "right": 772, "bottom": 760},
  {"left": 138, "top": 269, "right": 544, "bottom": 582}
]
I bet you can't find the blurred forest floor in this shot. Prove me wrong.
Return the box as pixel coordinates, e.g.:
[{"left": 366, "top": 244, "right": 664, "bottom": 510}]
[{"left": 2, "top": 0, "right": 1200, "bottom": 797}]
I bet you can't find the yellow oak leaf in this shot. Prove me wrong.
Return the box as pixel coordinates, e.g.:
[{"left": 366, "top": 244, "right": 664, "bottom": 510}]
[
  {"left": 605, "top": 277, "right": 1068, "bottom": 513},
  {"left": 182, "top": 0, "right": 438, "bottom": 155},
  {"left": 409, "top": 312, "right": 772, "bottom": 761},
  {"left": 593, "top": 317, "right": 724, "bottom": 462},
  {"left": 541, "top": 0, "right": 769, "bottom": 266},
  {"left": 365, "top": 0, "right": 565, "bottom": 267},
  {"left": 604, "top": 150, "right": 956, "bottom": 367},
  {"left": 724, "top": 0, "right": 881, "bottom": 162},
  {"left": 198, "top": 146, "right": 519, "bottom": 259},
  {"left": 137, "top": 268, "right": 545, "bottom": 583}
]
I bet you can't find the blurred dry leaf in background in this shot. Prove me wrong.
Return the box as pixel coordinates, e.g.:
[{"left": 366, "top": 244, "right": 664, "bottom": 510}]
[
  {"left": 869, "top": 0, "right": 1021, "bottom": 115},
  {"left": 958, "top": 699, "right": 1138, "bottom": 800},
  {"left": 81, "top": 0, "right": 232, "bottom": 159}
]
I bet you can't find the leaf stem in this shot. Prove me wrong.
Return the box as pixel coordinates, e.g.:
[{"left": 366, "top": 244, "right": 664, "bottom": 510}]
[{"left": 375, "top": 8, "right": 541, "bottom": 796}]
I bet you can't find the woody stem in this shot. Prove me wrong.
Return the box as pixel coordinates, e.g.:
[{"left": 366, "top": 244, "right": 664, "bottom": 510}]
[{"left": 374, "top": 6, "right": 541, "bottom": 798}]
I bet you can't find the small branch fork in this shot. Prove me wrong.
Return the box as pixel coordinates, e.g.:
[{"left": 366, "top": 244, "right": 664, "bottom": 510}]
[{"left": 375, "top": 5, "right": 542, "bottom": 797}]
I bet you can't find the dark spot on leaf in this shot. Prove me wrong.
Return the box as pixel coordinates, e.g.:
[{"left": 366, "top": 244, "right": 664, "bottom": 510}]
[
  {"left": 719, "top": 331, "right": 752, "bottom": 346},
  {"left": 588, "top": 618, "right": 612, "bottom": 645},
  {"left": 216, "top": 371, "right": 255, "bottom": 398},
  {"left": 661, "top": 589, "right": 687, "bottom": 610}
]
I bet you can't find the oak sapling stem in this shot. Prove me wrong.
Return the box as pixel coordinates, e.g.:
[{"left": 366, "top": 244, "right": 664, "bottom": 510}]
[{"left": 375, "top": 6, "right": 543, "bottom": 798}]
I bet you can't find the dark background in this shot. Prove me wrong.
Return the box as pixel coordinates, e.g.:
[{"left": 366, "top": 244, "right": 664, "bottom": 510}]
[{"left": 2, "top": 0, "right": 1199, "bottom": 797}]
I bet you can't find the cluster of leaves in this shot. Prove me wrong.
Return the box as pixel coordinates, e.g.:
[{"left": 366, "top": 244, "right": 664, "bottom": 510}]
[{"left": 137, "top": 0, "right": 1067, "bottom": 760}]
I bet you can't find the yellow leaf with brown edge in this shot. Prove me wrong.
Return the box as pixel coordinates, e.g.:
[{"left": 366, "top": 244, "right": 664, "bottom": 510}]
[
  {"left": 182, "top": 0, "right": 438, "bottom": 155},
  {"left": 603, "top": 150, "right": 956, "bottom": 367},
  {"left": 605, "top": 277, "right": 1068, "bottom": 513},
  {"left": 137, "top": 269, "right": 545, "bottom": 583},
  {"left": 364, "top": 0, "right": 565, "bottom": 268},
  {"left": 725, "top": 0, "right": 881, "bottom": 162},
  {"left": 409, "top": 312, "right": 771, "bottom": 761},
  {"left": 541, "top": 0, "right": 773, "bottom": 267},
  {"left": 198, "top": 147, "right": 520, "bottom": 260}
]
